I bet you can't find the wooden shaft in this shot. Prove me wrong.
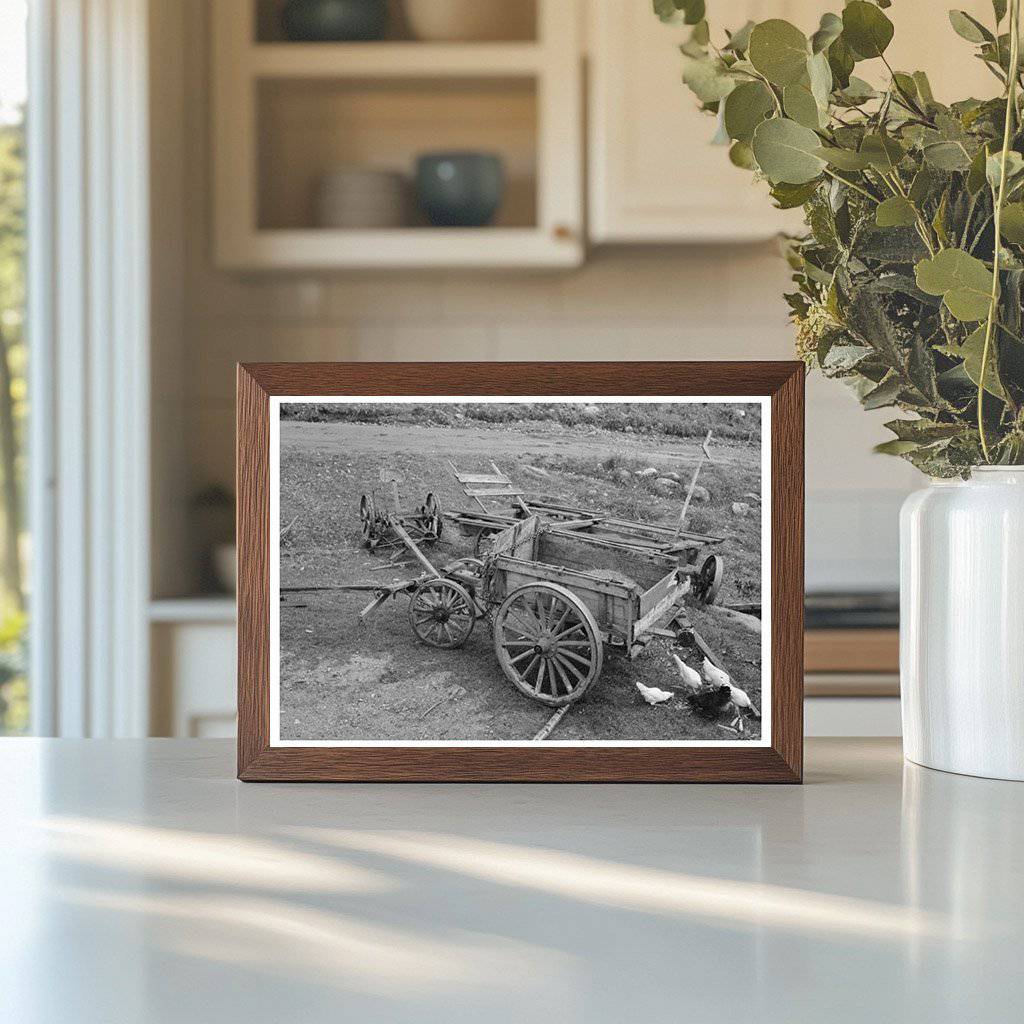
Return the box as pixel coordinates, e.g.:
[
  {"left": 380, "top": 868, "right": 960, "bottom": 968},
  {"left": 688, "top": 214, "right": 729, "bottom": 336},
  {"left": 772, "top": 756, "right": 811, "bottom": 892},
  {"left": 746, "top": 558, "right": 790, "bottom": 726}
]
[
  {"left": 389, "top": 518, "right": 441, "bottom": 578},
  {"left": 674, "top": 429, "right": 713, "bottom": 541}
]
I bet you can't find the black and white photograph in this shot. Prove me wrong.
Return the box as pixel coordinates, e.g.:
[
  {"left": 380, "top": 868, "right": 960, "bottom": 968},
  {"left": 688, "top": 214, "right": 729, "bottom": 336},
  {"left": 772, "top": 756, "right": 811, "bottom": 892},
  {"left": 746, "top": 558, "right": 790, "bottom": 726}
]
[{"left": 270, "top": 397, "right": 770, "bottom": 746}]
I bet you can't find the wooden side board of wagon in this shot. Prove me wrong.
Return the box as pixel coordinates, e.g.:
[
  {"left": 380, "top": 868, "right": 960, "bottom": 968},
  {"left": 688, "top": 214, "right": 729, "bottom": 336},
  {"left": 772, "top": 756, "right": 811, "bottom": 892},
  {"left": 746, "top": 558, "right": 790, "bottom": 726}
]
[{"left": 444, "top": 460, "right": 727, "bottom": 605}]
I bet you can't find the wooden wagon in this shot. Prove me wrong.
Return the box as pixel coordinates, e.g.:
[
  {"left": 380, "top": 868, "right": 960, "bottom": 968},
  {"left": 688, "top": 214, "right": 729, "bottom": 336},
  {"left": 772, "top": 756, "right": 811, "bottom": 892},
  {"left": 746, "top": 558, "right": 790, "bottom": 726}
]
[
  {"left": 344, "top": 513, "right": 695, "bottom": 707},
  {"left": 443, "top": 460, "right": 726, "bottom": 605}
]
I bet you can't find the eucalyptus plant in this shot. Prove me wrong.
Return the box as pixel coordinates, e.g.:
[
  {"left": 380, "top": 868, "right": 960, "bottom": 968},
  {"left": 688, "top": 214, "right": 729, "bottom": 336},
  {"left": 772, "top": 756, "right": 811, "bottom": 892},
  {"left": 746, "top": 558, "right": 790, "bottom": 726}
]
[{"left": 658, "top": 0, "right": 1024, "bottom": 475}]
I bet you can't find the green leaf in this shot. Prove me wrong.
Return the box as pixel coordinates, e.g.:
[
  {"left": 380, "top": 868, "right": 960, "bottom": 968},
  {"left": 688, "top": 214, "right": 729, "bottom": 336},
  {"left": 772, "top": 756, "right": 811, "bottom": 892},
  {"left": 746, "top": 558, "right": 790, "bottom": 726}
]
[
  {"left": 681, "top": 55, "right": 737, "bottom": 103},
  {"left": 836, "top": 75, "right": 877, "bottom": 104},
  {"left": 932, "top": 190, "right": 950, "bottom": 247},
  {"left": 815, "top": 146, "right": 872, "bottom": 170},
  {"left": 783, "top": 83, "right": 822, "bottom": 129},
  {"left": 842, "top": 1, "right": 894, "bottom": 60},
  {"left": 1000, "top": 202, "right": 1024, "bottom": 242},
  {"left": 874, "top": 439, "right": 922, "bottom": 456},
  {"left": 653, "top": 0, "right": 676, "bottom": 23},
  {"left": 892, "top": 72, "right": 919, "bottom": 102},
  {"left": 860, "top": 133, "right": 905, "bottom": 173},
  {"left": 770, "top": 179, "right": 820, "bottom": 209},
  {"left": 912, "top": 71, "right": 935, "bottom": 105},
  {"left": 807, "top": 51, "right": 833, "bottom": 110},
  {"left": 923, "top": 141, "right": 973, "bottom": 171},
  {"left": 875, "top": 196, "right": 918, "bottom": 228},
  {"left": 885, "top": 419, "right": 963, "bottom": 443},
  {"left": 948, "top": 10, "right": 993, "bottom": 44},
  {"left": 909, "top": 165, "right": 936, "bottom": 205},
  {"left": 728, "top": 140, "right": 758, "bottom": 169},
  {"left": 967, "top": 143, "right": 993, "bottom": 193},
  {"left": 752, "top": 117, "right": 827, "bottom": 184},
  {"left": 862, "top": 374, "right": 902, "bottom": 410},
  {"left": 959, "top": 325, "right": 1007, "bottom": 398},
  {"left": 723, "top": 81, "right": 775, "bottom": 143},
  {"left": 724, "top": 20, "right": 755, "bottom": 53},
  {"left": 654, "top": 0, "right": 705, "bottom": 25},
  {"left": 915, "top": 249, "right": 994, "bottom": 321},
  {"left": 827, "top": 35, "right": 855, "bottom": 89},
  {"left": 986, "top": 150, "right": 1024, "bottom": 190},
  {"left": 689, "top": 20, "right": 710, "bottom": 46},
  {"left": 810, "top": 12, "right": 843, "bottom": 54},
  {"left": 748, "top": 19, "right": 810, "bottom": 87}
]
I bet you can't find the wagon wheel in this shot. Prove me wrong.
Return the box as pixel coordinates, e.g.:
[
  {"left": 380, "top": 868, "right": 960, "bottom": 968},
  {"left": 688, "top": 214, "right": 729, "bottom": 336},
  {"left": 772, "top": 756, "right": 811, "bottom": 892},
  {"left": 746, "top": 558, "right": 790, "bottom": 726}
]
[
  {"left": 409, "top": 579, "right": 475, "bottom": 649},
  {"left": 695, "top": 554, "right": 724, "bottom": 606},
  {"left": 493, "top": 582, "right": 603, "bottom": 707},
  {"left": 359, "top": 494, "right": 378, "bottom": 549},
  {"left": 442, "top": 558, "right": 488, "bottom": 617}
]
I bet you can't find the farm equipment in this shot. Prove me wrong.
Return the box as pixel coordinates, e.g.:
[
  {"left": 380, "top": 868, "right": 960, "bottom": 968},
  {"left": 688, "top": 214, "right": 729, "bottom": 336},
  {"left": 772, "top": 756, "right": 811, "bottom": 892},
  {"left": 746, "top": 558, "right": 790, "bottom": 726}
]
[
  {"left": 443, "top": 460, "right": 726, "bottom": 605},
  {"left": 358, "top": 468, "right": 443, "bottom": 553},
  {"left": 340, "top": 513, "right": 709, "bottom": 708}
]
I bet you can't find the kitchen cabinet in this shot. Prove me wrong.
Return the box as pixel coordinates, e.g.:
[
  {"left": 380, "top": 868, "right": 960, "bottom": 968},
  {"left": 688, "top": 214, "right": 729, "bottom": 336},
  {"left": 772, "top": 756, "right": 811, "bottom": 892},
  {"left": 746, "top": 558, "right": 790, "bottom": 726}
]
[
  {"left": 212, "top": 0, "right": 584, "bottom": 269},
  {"left": 587, "top": 0, "right": 999, "bottom": 244},
  {"left": 588, "top": 1, "right": 812, "bottom": 243}
]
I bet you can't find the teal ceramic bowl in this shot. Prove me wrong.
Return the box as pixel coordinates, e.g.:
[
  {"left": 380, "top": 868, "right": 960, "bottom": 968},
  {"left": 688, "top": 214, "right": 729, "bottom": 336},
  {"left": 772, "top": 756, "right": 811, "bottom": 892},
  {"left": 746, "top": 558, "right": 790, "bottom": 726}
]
[
  {"left": 415, "top": 152, "right": 505, "bottom": 228},
  {"left": 280, "top": 0, "right": 388, "bottom": 42}
]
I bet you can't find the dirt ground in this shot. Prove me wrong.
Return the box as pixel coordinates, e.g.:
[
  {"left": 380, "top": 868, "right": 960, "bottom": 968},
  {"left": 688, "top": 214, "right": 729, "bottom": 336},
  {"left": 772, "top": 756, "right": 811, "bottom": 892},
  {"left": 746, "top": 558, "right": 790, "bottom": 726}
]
[{"left": 278, "top": 417, "right": 764, "bottom": 742}]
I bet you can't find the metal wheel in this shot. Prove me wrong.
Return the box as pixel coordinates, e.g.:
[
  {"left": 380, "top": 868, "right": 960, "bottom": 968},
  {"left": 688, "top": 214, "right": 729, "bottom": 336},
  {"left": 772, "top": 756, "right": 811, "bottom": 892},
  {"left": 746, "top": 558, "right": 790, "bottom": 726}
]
[
  {"left": 695, "top": 554, "right": 724, "bottom": 605},
  {"left": 409, "top": 579, "right": 475, "bottom": 649},
  {"left": 493, "top": 582, "right": 603, "bottom": 707}
]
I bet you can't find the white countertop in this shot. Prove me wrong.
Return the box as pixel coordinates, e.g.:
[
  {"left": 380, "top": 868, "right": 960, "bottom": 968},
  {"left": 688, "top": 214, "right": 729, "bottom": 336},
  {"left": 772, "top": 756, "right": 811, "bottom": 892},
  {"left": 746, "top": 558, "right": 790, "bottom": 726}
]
[{"left": 1, "top": 738, "right": 1021, "bottom": 1023}]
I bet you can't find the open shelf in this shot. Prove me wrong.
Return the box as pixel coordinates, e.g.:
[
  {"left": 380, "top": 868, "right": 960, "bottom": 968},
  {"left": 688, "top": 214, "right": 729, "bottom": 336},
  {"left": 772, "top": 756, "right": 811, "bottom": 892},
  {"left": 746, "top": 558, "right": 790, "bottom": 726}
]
[
  {"left": 257, "top": 76, "right": 538, "bottom": 232},
  {"left": 213, "top": 0, "right": 581, "bottom": 268},
  {"left": 249, "top": 42, "right": 544, "bottom": 77},
  {"left": 254, "top": 0, "right": 538, "bottom": 45}
]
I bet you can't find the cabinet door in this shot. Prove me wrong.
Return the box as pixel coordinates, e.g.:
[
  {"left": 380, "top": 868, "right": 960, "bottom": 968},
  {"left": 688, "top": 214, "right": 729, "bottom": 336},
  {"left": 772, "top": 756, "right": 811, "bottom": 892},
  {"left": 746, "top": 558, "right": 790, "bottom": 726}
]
[
  {"left": 588, "top": 2, "right": 1003, "bottom": 245},
  {"left": 588, "top": 1, "right": 814, "bottom": 243}
]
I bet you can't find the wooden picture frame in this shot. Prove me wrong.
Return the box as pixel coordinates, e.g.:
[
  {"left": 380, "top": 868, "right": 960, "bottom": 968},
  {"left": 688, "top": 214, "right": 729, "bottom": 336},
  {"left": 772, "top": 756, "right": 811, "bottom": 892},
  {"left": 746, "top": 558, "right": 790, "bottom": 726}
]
[{"left": 237, "top": 362, "right": 804, "bottom": 782}]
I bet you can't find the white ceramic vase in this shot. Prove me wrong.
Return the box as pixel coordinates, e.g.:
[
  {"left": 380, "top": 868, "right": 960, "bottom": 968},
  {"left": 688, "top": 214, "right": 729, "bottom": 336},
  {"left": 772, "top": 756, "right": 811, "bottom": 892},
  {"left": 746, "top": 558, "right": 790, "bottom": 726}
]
[{"left": 900, "top": 467, "right": 1024, "bottom": 781}]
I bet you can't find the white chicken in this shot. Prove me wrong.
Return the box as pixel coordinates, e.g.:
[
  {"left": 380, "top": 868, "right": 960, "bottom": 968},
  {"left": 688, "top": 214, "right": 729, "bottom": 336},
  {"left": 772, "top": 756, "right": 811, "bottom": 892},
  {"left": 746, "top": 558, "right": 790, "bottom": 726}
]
[
  {"left": 635, "top": 681, "right": 674, "bottom": 705},
  {"left": 671, "top": 652, "right": 703, "bottom": 692},
  {"left": 702, "top": 657, "right": 761, "bottom": 720}
]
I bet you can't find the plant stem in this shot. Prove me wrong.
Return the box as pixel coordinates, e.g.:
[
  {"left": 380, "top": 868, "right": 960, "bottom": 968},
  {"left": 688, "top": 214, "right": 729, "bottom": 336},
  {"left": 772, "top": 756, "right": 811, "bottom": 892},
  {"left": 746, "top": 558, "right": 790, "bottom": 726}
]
[
  {"left": 979, "top": 0, "right": 1021, "bottom": 463},
  {"left": 821, "top": 167, "right": 879, "bottom": 203}
]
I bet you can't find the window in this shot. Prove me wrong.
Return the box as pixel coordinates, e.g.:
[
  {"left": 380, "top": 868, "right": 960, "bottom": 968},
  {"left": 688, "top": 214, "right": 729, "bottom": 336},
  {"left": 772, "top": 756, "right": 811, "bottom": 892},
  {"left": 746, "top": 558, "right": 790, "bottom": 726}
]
[{"left": 0, "top": 0, "right": 28, "bottom": 734}]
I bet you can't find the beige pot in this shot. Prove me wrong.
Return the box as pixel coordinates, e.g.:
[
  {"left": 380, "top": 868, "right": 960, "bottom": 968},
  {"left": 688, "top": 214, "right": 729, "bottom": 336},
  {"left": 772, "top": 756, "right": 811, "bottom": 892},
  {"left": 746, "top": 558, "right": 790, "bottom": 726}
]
[{"left": 404, "top": 0, "right": 534, "bottom": 42}]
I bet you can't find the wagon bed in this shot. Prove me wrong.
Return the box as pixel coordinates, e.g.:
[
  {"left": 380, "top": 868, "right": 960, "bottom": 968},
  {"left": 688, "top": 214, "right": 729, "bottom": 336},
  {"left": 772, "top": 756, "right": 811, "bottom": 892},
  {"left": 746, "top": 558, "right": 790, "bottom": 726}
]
[{"left": 485, "top": 516, "right": 692, "bottom": 705}]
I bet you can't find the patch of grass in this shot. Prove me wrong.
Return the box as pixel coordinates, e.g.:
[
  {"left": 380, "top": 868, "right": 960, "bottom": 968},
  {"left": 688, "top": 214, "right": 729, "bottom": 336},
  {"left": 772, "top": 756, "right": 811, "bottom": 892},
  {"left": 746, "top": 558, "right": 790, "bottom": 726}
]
[{"left": 281, "top": 400, "right": 761, "bottom": 443}]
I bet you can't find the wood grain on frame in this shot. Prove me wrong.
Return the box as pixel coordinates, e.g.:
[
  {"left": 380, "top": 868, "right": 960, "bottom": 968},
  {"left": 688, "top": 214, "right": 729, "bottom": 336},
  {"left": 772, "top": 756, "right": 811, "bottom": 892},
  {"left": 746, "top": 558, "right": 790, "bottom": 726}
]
[{"left": 237, "top": 362, "right": 804, "bottom": 782}]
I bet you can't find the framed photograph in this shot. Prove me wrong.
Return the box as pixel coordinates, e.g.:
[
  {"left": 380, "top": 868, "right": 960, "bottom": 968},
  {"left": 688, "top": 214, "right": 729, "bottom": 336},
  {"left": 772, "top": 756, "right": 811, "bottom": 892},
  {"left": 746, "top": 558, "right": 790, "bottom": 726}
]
[{"left": 237, "top": 362, "right": 804, "bottom": 782}]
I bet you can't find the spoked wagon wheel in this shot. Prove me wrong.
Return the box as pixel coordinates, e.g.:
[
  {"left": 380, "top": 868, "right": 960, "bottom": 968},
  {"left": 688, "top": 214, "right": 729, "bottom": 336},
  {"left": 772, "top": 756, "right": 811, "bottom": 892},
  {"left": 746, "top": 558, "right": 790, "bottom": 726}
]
[
  {"left": 442, "top": 558, "right": 488, "bottom": 617},
  {"left": 409, "top": 579, "right": 475, "bottom": 649},
  {"left": 493, "top": 582, "right": 603, "bottom": 707},
  {"left": 694, "top": 554, "right": 724, "bottom": 606}
]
